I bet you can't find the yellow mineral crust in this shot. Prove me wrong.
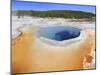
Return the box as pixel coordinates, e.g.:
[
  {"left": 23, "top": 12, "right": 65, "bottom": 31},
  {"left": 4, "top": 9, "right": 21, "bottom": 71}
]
[{"left": 12, "top": 27, "right": 95, "bottom": 73}]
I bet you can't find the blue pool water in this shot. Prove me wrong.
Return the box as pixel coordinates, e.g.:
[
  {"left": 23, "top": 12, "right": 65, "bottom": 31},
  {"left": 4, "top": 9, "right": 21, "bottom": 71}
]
[{"left": 38, "top": 26, "right": 80, "bottom": 41}]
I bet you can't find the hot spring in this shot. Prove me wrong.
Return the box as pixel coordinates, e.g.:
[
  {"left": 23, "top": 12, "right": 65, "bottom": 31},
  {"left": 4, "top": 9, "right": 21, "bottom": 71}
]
[{"left": 37, "top": 26, "right": 81, "bottom": 41}]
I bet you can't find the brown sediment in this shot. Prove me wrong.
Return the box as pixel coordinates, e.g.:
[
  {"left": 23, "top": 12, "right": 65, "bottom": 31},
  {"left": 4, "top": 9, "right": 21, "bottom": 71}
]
[
  {"left": 12, "top": 28, "right": 95, "bottom": 73},
  {"left": 12, "top": 31, "right": 36, "bottom": 73},
  {"left": 81, "top": 29, "right": 95, "bottom": 69}
]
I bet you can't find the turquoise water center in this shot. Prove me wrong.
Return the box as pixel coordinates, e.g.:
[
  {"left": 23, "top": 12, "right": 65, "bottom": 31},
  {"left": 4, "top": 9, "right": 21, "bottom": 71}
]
[{"left": 38, "top": 26, "right": 81, "bottom": 41}]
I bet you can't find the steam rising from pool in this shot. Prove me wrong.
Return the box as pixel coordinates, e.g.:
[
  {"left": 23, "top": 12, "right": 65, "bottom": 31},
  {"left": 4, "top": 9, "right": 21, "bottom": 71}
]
[{"left": 38, "top": 26, "right": 81, "bottom": 41}]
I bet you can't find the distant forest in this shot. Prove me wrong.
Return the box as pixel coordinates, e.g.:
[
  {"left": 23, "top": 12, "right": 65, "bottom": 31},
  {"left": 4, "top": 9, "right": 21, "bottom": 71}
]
[{"left": 12, "top": 10, "right": 96, "bottom": 19}]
